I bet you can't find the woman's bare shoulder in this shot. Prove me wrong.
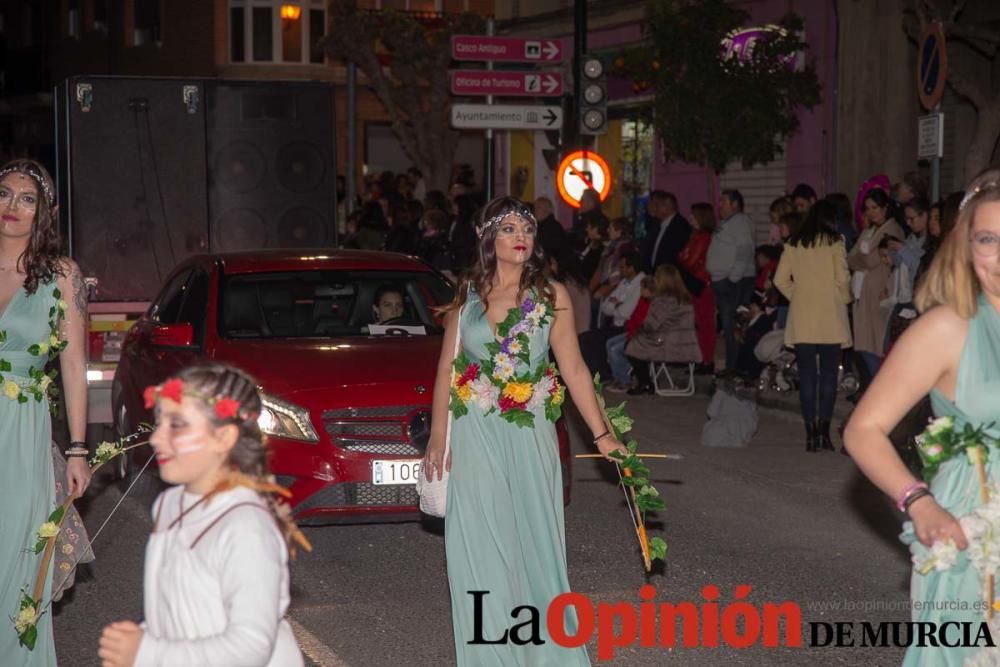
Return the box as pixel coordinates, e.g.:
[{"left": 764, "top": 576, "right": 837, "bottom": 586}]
[{"left": 898, "top": 304, "right": 969, "bottom": 354}]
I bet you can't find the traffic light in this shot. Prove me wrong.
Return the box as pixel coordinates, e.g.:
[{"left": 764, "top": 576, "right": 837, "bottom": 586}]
[{"left": 579, "top": 55, "right": 607, "bottom": 136}]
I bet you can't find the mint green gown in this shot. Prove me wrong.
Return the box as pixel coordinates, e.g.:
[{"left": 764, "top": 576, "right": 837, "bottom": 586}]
[
  {"left": 0, "top": 283, "right": 61, "bottom": 666},
  {"left": 901, "top": 294, "right": 1000, "bottom": 666},
  {"left": 445, "top": 292, "right": 590, "bottom": 666}
]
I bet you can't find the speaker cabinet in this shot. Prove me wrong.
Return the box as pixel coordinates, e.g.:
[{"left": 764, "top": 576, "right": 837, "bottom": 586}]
[
  {"left": 56, "top": 77, "right": 337, "bottom": 301},
  {"left": 206, "top": 82, "right": 336, "bottom": 253},
  {"left": 56, "top": 76, "right": 210, "bottom": 301}
]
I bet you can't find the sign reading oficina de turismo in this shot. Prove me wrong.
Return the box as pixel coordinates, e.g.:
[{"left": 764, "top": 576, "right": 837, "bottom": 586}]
[{"left": 450, "top": 71, "right": 563, "bottom": 97}]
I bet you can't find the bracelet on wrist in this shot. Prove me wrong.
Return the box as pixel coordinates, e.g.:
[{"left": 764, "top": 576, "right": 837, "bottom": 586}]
[
  {"left": 592, "top": 430, "right": 611, "bottom": 445},
  {"left": 903, "top": 488, "right": 933, "bottom": 514},
  {"left": 896, "top": 480, "right": 929, "bottom": 513}
]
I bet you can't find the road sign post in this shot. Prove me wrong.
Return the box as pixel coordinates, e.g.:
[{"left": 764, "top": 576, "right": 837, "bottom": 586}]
[
  {"left": 918, "top": 22, "right": 948, "bottom": 201},
  {"left": 451, "top": 104, "right": 563, "bottom": 131}
]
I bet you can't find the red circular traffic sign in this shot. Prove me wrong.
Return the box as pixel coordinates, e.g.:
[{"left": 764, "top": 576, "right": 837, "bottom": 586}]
[{"left": 556, "top": 151, "right": 612, "bottom": 209}]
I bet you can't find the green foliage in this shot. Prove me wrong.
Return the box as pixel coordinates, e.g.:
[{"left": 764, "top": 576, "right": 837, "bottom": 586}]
[{"left": 614, "top": 0, "right": 821, "bottom": 172}]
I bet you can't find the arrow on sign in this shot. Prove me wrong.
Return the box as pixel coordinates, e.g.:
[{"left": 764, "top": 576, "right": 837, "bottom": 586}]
[
  {"left": 543, "top": 41, "right": 559, "bottom": 60},
  {"left": 544, "top": 109, "right": 559, "bottom": 127},
  {"left": 542, "top": 74, "right": 559, "bottom": 94}
]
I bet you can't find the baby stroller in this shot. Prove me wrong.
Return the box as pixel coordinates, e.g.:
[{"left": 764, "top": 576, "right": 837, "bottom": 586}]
[{"left": 753, "top": 329, "right": 860, "bottom": 396}]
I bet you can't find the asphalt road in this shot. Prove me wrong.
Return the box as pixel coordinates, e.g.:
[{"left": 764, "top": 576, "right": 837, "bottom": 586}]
[{"left": 51, "top": 391, "right": 913, "bottom": 666}]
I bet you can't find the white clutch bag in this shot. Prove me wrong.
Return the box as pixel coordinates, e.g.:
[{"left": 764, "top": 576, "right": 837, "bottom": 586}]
[{"left": 416, "top": 306, "right": 462, "bottom": 518}]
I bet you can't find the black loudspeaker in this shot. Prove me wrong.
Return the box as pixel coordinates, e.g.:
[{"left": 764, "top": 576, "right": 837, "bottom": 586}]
[
  {"left": 206, "top": 82, "right": 336, "bottom": 253},
  {"left": 57, "top": 76, "right": 210, "bottom": 301},
  {"left": 56, "top": 77, "right": 337, "bottom": 301}
]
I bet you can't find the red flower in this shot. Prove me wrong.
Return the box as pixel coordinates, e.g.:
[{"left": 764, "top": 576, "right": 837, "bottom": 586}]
[
  {"left": 460, "top": 363, "right": 480, "bottom": 386},
  {"left": 544, "top": 366, "right": 555, "bottom": 378},
  {"left": 498, "top": 395, "right": 517, "bottom": 413},
  {"left": 214, "top": 397, "right": 241, "bottom": 420},
  {"left": 549, "top": 379, "right": 562, "bottom": 395},
  {"left": 143, "top": 385, "right": 158, "bottom": 409},
  {"left": 159, "top": 378, "right": 184, "bottom": 404}
]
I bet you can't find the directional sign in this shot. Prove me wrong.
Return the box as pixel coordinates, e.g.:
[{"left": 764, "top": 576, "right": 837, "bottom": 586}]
[
  {"left": 557, "top": 151, "right": 612, "bottom": 209},
  {"left": 450, "top": 70, "right": 563, "bottom": 97},
  {"left": 451, "top": 104, "right": 563, "bottom": 130},
  {"left": 451, "top": 35, "right": 563, "bottom": 63},
  {"left": 918, "top": 22, "right": 948, "bottom": 110}
]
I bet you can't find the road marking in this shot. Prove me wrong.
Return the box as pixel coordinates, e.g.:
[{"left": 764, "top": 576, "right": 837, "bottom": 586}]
[{"left": 289, "top": 617, "right": 351, "bottom": 667}]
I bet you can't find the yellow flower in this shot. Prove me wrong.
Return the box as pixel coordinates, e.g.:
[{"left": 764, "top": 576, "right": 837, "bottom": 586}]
[
  {"left": 37, "top": 342, "right": 49, "bottom": 354},
  {"left": 502, "top": 382, "right": 533, "bottom": 404},
  {"left": 14, "top": 605, "right": 35, "bottom": 634},
  {"left": 57, "top": 299, "right": 68, "bottom": 311},
  {"left": 50, "top": 334, "right": 59, "bottom": 347},
  {"left": 61, "top": 543, "right": 73, "bottom": 555},
  {"left": 37, "top": 521, "right": 59, "bottom": 539},
  {"left": 551, "top": 385, "right": 565, "bottom": 407},
  {"left": 4, "top": 379, "right": 20, "bottom": 400},
  {"left": 456, "top": 384, "right": 473, "bottom": 402}
]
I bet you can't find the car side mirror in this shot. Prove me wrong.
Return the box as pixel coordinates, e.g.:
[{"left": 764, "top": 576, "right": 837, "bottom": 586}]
[{"left": 150, "top": 322, "right": 194, "bottom": 348}]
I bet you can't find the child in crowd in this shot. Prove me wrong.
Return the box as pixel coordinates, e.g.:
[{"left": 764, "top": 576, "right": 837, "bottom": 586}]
[
  {"left": 605, "top": 276, "right": 654, "bottom": 392},
  {"left": 878, "top": 235, "right": 912, "bottom": 312},
  {"left": 98, "top": 364, "right": 307, "bottom": 667},
  {"left": 735, "top": 291, "right": 777, "bottom": 380}
]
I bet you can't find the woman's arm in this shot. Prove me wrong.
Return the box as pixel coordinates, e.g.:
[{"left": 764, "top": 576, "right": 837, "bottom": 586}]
[
  {"left": 773, "top": 250, "right": 794, "bottom": 300},
  {"left": 549, "top": 283, "right": 625, "bottom": 460},
  {"left": 423, "top": 306, "right": 460, "bottom": 480},
  {"left": 57, "top": 259, "right": 91, "bottom": 497},
  {"left": 833, "top": 243, "right": 851, "bottom": 303},
  {"left": 844, "top": 305, "right": 968, "bottom": 548}
]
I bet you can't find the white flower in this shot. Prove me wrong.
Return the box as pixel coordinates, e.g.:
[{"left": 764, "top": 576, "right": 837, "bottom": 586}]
[
  {"left": 37, "top": 342, "right": 48, "bottom": 354},
  {"left": 531, "top": 303, "right": 546, "bottom": 318},
  {"left": 527, "top": 376, "right": 555, "bottom": 411},
  {"left": 927, "top": 416, "right": 954, "bottom": 437},
  {"left": 507, "top": 340, "right": 523, "bottom": 355},
  {"left": 469, "top": 376, "right": 498, "bottom": 411},
  {"left": 492, "top": 358, "right": 515, "bottom": 381},
  {"left": 961, "top": 514, "right": 990, "bottom": 542},
  {"left": 928, "top": 540, "right": 959, "bottom": 571},
  {"left": 38, "top": 375, "right": 52, "bottom": 392},
  {"left": 13, "top": 605, "right": 35, "bottom": 634},
  {"left": 57, "top": 299, "right": 68, "bottom": 312}
]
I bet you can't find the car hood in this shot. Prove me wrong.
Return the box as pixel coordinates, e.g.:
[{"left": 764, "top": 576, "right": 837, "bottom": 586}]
[{"left": 217, "top": 337, "right": 443, "bottom": 396}]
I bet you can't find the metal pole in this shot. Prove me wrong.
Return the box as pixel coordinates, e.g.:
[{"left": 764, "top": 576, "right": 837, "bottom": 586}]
[
  {"left": 484, "top": 18, "right": 495, "bottom": 201},
  {"left": 574, "top": 0, "right": 587, "bottom": 151},
  {"left": 931, "top": 104, "right": 942, "bottom": 202},
  {"left": 346, "top": 62, "right": 358, "bottom": 219}
]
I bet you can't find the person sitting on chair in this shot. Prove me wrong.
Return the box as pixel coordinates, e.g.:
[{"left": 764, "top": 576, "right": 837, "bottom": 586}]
[{"left": 625, "top": 264, "right": 702, "bottom": 395}]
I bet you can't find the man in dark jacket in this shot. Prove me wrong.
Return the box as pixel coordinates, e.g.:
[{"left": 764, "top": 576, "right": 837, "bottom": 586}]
[
  {"left": 533, "top": 196, "right": 568, "bottom": 258},
  {"left": 640, "top": 190, "right": 691, "bottom": 274}
]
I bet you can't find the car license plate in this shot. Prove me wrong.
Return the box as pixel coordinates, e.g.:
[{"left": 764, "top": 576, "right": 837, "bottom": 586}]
[{"left": 372, "top": 459, "right": 422, "bottom": 485}]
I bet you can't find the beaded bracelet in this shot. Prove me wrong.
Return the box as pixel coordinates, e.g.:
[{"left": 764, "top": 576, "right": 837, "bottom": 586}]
[
  {"left": 903, "top": 488, "right": 933, "bottom": 514},
  {"left": 896, "top": 480, "right": 929, "bottom": 513}
]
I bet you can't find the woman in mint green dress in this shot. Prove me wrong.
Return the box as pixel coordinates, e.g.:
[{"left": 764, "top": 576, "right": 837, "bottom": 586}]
[
  {"left": 0, "top": 160, "right": 91, "bottom": 665},
  {"left": 846, "top": 167, "right": 1000, "bottom": 665},
  {"left": 424, "top": 197, "right": 625, "bottom": 666}
]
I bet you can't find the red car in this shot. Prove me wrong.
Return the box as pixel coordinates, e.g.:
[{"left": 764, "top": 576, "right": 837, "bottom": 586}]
[{"left": 112, "top": 250, "right": 572, "bottom": 523}]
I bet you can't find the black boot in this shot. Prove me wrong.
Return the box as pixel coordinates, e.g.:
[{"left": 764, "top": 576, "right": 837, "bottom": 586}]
[
  {"left": 817, "top": 419, "right": 835, "bottom": 451},
  {"left": 805, "top": 421, "right": 818, "bottom": 453}
]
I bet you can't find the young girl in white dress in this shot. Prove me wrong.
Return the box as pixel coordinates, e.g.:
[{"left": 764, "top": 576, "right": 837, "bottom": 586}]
[{"left": 98, "top": 363, "right": 308, "bottom": 667}]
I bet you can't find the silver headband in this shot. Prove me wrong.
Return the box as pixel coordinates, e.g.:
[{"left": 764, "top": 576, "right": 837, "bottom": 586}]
[
  {"left": 475, "top": 207, "right": 536, "bottom": 239},
  {"left": 959, "top": 181, "right": 999, "bottom": 212},
  {"left": 0, "top": 166, "right": 55, "bottom": 207}
]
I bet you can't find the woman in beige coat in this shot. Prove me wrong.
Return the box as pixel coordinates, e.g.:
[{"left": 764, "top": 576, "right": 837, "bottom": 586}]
[
  {"left": 774, "top": 201, "right": 852, "bottom": 452},
  {"left": 848, "top": 189, "right": 906, "bottom": 381}
]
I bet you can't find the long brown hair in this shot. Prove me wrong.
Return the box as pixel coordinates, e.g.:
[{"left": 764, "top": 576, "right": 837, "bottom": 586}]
[
  {"left": 0, "top": 159, "right": 64, "bottom": 294},
  {"left": 445, "top": 196, "right": 555, "bottom": 314},
  {"left": 916, "top": 167, "right": 1000, "bottom": 318},
  {"left": 653, "top": 263, "right": 691, "bottom": 303}
]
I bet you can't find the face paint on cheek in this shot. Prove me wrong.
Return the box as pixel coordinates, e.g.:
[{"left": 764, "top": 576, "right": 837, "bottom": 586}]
[{"left": 174, "top": 442, "right": 208, "bottom": 454}]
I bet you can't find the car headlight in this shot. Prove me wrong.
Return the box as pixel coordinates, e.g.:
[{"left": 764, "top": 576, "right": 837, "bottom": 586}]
[{"left": 257, "top": 392, "right": 319, "bottom": 443}]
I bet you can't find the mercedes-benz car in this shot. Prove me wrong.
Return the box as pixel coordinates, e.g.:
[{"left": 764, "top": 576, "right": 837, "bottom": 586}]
[{"left": 112, "top": 250, "right": 572, "bottom": 523}]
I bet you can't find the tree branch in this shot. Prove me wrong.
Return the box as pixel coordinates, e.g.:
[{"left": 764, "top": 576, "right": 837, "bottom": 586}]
[{"left": 947, "top": 65, "right": 988, "bottom": 109}]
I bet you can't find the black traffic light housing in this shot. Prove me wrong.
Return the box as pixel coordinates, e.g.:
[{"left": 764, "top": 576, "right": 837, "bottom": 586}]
[{"left": 579, "top": 54, "right": 607, "bottom": 136}]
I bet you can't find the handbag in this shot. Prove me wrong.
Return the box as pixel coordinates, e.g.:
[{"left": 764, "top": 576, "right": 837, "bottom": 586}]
[{"left": 416, "top": 305, "right": 462, "bottom": 517}]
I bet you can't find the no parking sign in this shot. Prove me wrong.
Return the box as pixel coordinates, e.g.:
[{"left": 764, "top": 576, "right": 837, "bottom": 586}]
[
  {"left": 556, "top": 151, "right": 612, "bottom": 209},
  {"left": 918, "top": 22, "right": 948, "bottom": 110}
]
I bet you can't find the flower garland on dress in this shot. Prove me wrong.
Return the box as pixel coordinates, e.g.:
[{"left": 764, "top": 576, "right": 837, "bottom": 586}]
[
  {"left": 0, "top": 288, "right": 67, "bottom": 407},
  {"left": 449, "top": 294, "right": 564, "bottom": 428}
]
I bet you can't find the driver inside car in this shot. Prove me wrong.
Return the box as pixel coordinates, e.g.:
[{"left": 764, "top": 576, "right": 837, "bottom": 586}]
[{"left": 372, "top": 283, "right": 405, "bottom": 324}]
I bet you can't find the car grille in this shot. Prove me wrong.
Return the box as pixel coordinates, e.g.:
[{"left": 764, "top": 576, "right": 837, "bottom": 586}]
[
  {"left": 322, "top": 404, "right": 429, "bottom": 456},
  {"left": 294, "top": 482, "right": 419, "bottom": 514}
]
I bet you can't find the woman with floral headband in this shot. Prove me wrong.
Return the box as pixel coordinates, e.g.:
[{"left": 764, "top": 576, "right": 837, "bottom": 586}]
[
  {"left": 0, "top": 158, "right": 90, "bottom": 665},
  {"left": 846, "top": 167, "right": 1000, "bottom": 664},
  {"left": 423, "top": 196, "right": 625, "bottom": 665},
  {"left": 98, "top": 363, "right": 307, "bottom": 667}
]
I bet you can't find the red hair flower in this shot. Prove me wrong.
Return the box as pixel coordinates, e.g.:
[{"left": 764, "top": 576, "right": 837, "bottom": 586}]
[
  {"left": 143, "top": 385, "right": 158, "bottom": 409},
  {"left": 214, "top": 397, "right": 241, "bottom": 420},
  {"left": 159, "top": 378, "right": 184, "bottom": 404}
]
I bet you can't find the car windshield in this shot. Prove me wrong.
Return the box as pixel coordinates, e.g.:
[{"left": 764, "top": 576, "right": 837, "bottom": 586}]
[{"left": 220, "top": 269, "right": 454, "bottom": 339}]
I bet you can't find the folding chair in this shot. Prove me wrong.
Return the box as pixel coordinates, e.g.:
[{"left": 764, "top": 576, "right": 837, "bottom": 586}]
[{"left": 650, "top": 361, "right": 697, "bottom": 397}]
